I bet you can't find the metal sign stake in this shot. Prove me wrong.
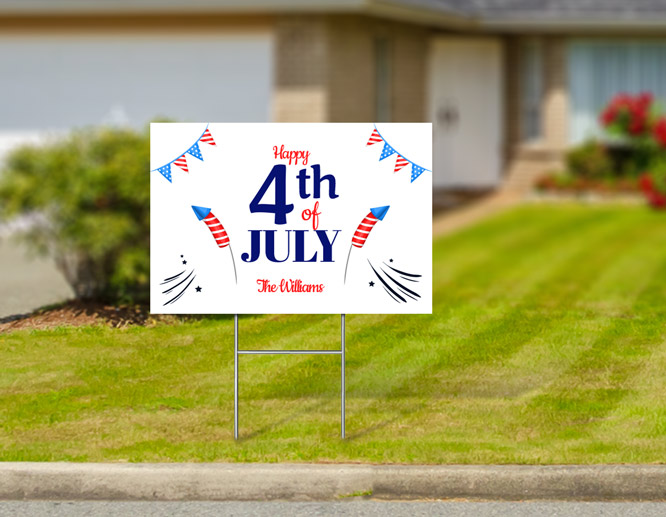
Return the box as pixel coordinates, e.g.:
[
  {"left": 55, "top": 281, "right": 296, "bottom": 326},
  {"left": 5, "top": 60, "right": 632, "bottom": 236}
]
[
  {"left": 341, "top": 313, "right": 345, "bottom": 439},
  {"left": 233, "top": 314, "right": 346, "bottom": 440}
]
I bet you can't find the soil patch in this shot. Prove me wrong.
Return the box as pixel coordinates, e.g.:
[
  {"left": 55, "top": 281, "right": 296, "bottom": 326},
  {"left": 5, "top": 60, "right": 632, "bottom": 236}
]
[{"left": 0, "top": 301, "right": 171, "bottom": 333}]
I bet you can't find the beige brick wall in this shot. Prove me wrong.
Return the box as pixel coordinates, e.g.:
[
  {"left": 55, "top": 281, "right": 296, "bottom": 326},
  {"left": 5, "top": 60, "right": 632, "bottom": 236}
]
[
  {"left": 326, "top": 16, "right": 375, "bottom": 122},
  {"left": 504, "top": 36, "right": 522, "bottom": 154},
  {"left": 543, "top": 37, "right": 569, "bottom": 150},
  {"left": 273, "top": 15, "right": 429, "bottom": 123},
  {"left": 273, "top": 16, "right": 329, "bottom": 122},
  {"left": 390, "top": 24, "right": 429, "bottom": 123},
  {"left": 503, "top": 35, "right": 569, "bottom": 190}
]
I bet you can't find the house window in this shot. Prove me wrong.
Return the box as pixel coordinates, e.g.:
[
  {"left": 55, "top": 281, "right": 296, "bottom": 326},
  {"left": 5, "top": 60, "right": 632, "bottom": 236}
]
[
  {"left": 569, "top": 40, "right": 666, "bottom": 144},
  {"left": 520, "top": 40, "right": 543, "bottom": 142},
  {"left": 375, "top": 38, "right": 392, "bottom": 122}
]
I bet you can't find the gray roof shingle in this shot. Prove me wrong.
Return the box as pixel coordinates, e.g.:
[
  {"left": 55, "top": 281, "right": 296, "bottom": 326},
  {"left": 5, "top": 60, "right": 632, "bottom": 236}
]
[{"left": 394, "top": 0, "right": 666, "bottom": 20}]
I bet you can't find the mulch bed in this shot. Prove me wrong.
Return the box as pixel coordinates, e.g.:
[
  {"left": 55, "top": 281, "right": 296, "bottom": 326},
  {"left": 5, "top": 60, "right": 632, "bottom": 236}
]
[{"left": 0, "top": 301, "right": 173, "bottom": 333}]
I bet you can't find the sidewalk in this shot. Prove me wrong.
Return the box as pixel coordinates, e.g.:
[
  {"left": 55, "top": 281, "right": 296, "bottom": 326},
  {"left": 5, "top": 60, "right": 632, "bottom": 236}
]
[
  {"left": 433, "top": 190, "right": 522, "bottom": 238},
  {"left": 2, "top": 463, "right": 665, "bottom": 502}
]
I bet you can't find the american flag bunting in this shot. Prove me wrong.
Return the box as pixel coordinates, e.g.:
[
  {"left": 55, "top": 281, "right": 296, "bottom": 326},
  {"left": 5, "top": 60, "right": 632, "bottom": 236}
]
[
  {"left": 173, "top": 155, "right": 189, "bottom": 173},
  {"left": 394, "top": 155, "right": 409, "bottom": 173},
  {"left": 200, "top": 128, "right": 216, "bottom": 146},
  {"left": 366, "top": 129, "right": 382, "bottom": 146}
]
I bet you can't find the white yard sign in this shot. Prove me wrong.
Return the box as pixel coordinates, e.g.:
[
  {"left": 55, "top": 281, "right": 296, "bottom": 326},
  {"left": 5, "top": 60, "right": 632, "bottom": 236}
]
[{"left": 150, "top": 123, "right": 432, "bottom": 314}]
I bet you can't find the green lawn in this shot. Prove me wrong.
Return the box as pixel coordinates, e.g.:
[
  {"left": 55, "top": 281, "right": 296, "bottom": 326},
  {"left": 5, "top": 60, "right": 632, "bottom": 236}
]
[{"left": 2, "top": 203, "right": 666, "bottom": 463}]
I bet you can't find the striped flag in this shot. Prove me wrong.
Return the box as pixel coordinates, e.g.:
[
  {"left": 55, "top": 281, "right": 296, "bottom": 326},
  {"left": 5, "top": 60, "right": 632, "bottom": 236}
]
[
  {"left": 351, "top": 205, "right": 390, "bottom": 248},
  {"left": 200, "top": 128, "right": 216, "bottom": 146},
  {"left": 173, "top": 154, "right": 189, "bottom": 173},
  {"left": 366, "top": 129, "right": 382, "bottom": 146},
  {"left": 192, "top": 205, "right": 230, "bottom": 248},
  {"left": 394, "top": 155, "right": 409, "bottom": 173}
]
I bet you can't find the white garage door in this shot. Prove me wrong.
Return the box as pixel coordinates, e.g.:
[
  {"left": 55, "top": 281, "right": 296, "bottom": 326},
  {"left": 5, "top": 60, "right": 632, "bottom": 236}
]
[{"left": 0, "top": 32, "right": 273, "bottom": 157}]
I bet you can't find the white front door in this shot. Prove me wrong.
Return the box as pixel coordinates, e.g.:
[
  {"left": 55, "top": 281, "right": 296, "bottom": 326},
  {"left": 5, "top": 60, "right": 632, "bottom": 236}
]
[{"left": 430, "top": 37, "right": 503, "bottom": 188}]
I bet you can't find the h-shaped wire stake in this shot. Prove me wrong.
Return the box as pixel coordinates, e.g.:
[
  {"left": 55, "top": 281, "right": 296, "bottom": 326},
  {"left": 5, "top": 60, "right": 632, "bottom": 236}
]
[{"left": 234, "top": 314, "right": 346, "bottom": 440}]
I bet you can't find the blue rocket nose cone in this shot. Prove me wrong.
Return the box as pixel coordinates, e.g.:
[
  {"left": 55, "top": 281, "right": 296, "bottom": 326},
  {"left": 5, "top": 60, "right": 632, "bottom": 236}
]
[
  {"left": 192, "top": 205, "right": 212, "bottom": 221},
  {"left": 370, "top": 205, "right": 390, "bottom": 221}
]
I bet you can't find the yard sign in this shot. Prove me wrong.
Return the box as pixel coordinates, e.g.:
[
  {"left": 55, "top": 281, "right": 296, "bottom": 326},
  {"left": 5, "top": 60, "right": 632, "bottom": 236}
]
[
  {"left": 150, "top": 123, "right": 432, "bottom": 315},
  {"left": 150, "top": 123, "right": 432, "bottom": 438}
]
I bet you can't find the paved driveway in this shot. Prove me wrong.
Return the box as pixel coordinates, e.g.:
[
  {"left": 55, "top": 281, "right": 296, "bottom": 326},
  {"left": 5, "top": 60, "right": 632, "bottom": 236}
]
[{"left": 0, "top": 239, "right": 71, "bottom": 319}]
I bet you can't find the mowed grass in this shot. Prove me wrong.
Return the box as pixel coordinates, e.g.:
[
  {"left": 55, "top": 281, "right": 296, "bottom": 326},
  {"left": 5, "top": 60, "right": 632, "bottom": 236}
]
[{"left": 2, "top": 203, "right": 666, "bottom": 463}]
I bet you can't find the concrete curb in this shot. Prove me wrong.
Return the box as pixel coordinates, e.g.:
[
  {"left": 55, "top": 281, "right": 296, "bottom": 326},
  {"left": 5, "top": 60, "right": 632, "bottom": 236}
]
[{"left": 1, "top": 463, "right": 666, "bottom": 502}]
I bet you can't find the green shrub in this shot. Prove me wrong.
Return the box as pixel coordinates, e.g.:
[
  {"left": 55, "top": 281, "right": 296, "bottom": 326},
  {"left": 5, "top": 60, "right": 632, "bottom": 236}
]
[
  {"left": 0, "top": 127, "right": 149, "bottom": 302},
  {"left": 565, "top": 140, "right": 613, "bottom": 179}
]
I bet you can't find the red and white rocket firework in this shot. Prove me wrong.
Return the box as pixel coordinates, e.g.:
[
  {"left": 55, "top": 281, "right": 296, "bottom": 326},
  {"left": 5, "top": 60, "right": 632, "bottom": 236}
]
[
  {"left": 351, "top": 206, "right": 389, "bottom": 248},
  {"left": 192, "top": 205, "right": 237, "bottom": 282},
  {"left": 345, "top": 205, "right": 390, "bottom": 282}
]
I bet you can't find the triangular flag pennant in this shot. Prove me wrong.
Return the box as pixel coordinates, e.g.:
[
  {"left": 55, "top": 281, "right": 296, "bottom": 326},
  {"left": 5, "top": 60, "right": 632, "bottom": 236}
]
[
  {"left": 366, "top": 129, "right": 382, "bottom": 146},
  {"left": 186, "top": 142, "right": 203, "bottom": 161},
  {"left": 173, "top": 154, "right": 189, "bottom": 173},
  {"left": 379, "top": 142, "right": 396, "bottom": 161},
  {"left": 394, "top": 155, "right": 409, "bottom": 173},
  {"left": 411, "top": 163, "right": 426, "bottom": 183},
  {"left": 157, "top": 164, "right": 172, "bottom": 183},
  {"left": 199, "top": 128, "right": 216, "bottom": 146}
]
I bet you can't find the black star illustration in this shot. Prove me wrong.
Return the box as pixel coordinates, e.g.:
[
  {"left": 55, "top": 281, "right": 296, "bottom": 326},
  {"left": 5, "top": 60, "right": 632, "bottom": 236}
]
[
  {"left": 182, "top": 260, "right": 187, "bottom": 265},
  {"left": 369, "top": 281, "right": 375, "bottom": 287},
  {"left": 195, "top": 286, "right": 202, "bottom": 292}
]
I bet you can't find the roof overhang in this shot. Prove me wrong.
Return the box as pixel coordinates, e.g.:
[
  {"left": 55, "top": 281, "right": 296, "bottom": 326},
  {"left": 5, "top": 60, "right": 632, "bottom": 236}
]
[
  {"left": 2, "top": 0, "right": 666, "bottom": 31},
  {"left": 365, "top": 0, "right": 474, "bottom": 29},
  {"left": 0, "top": 0, "right": 363, "bottom": 16},
  {"left": 0, "top": 0, "right": 474, "bottom": 28}
]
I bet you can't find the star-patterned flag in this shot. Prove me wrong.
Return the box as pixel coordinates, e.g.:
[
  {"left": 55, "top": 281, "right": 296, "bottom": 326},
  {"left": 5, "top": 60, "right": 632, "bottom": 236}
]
[
  {"left": 366, "top": 129, "right": 382, "bottom": 146},
  {"left": 187, "top": 142, "right": 203, "bottom": 161},
  {"left": 394, "top": 155, "right": 409, "bottom": 173},
  {"left": 157, "top": 164, "right": 172, "bottom": 183},
  {"left": 379, "top": 142, "right": 396, "bottom": 161},
  {"left": 173, "top": 154, "right": 189, "bottom": 173},
  {"left": 199, "top": 128, "right": 216, "bottom": 146},
  {"left": 411, "top": 163, "right": 426, "bottom": 183}
]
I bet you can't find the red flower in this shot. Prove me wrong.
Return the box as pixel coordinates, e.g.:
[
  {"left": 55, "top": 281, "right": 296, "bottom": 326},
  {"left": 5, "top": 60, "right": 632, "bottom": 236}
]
[
  {"left": 637, "top": 92, "right": 654, "bottom": 110},
  {"left": 600, "top": 106, "right": 616, "bottom": 126},
  {"left": 639, "top": 173, "right": 654, "bottom": 194},
  {"left": 648, "top": 191, "right": 666, "bottom": 209},
  {"left": 600, "top": 92, "right": 654, "bottom": 137},
  {"left": 654, "top": 117, "right": 666, "bottom": 148}
]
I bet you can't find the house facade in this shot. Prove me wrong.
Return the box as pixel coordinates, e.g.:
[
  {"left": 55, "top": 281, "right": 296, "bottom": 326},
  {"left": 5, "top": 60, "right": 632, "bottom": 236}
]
[{"left": 2, "top": 0, "right": 666, "bottom": 190}]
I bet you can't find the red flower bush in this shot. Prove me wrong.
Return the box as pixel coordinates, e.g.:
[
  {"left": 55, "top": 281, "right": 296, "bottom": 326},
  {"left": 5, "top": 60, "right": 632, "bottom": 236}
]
[
  {"left": 654, "top": 117, "right": 666, "bottom": 148},
  {"left": 639, "top": 173, "right": 654, "bottom": 193},
  {"left": 599, "top": 92, "right": 666, "bottom": 209},
  {"left": 640, "top": 171, "right": 666, "bottom": 209},
  {"left": 600, "top": 92, "right": 653, "bottom": 137}
]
